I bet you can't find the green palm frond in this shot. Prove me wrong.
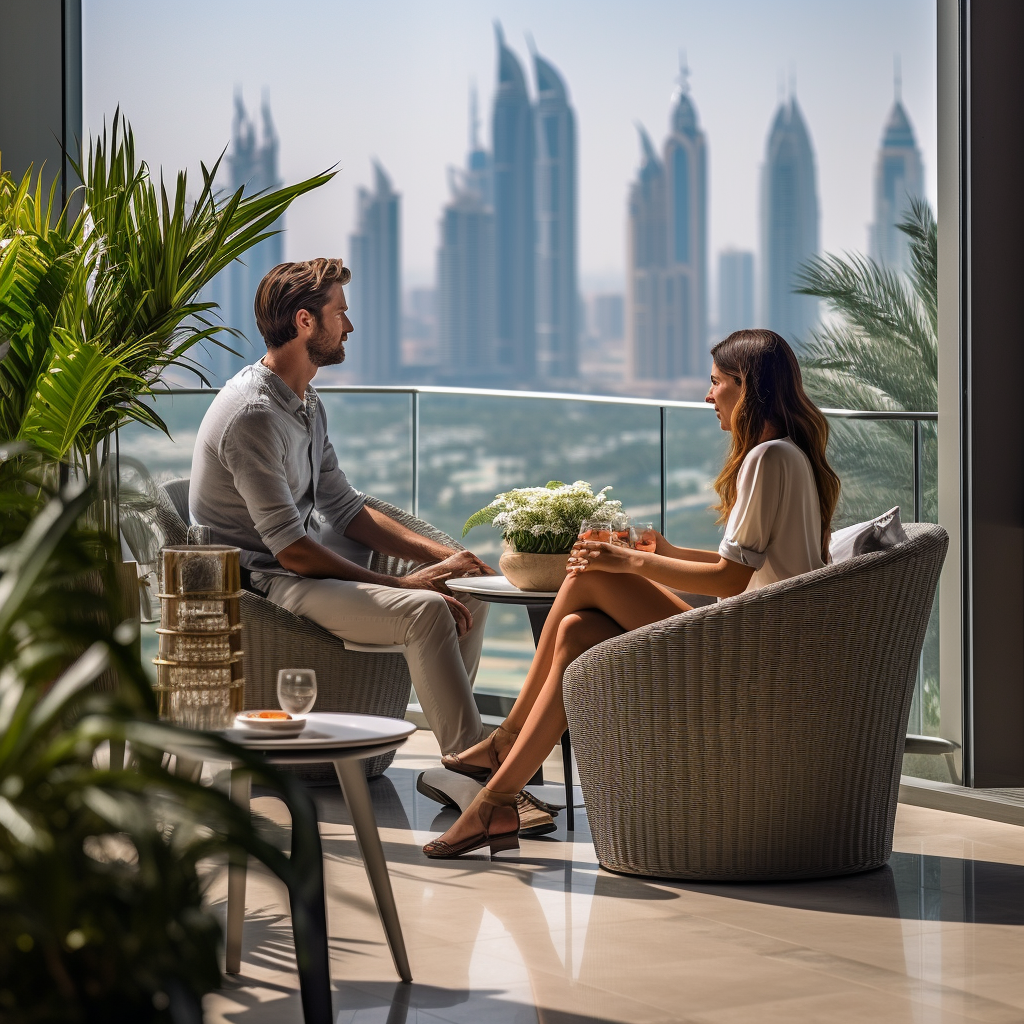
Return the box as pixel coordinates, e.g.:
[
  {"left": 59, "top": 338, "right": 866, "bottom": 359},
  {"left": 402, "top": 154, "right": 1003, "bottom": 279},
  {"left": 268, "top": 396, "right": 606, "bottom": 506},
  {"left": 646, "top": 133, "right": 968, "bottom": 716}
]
[
  {"left": 795, "top": 199, "right": 937, "bottom": 524},
  {"left": 0, "top": 114, "right": 334, "bottom": 473},
  {"left": 796, "top": 199, "right": 937, "bottom": 414}
]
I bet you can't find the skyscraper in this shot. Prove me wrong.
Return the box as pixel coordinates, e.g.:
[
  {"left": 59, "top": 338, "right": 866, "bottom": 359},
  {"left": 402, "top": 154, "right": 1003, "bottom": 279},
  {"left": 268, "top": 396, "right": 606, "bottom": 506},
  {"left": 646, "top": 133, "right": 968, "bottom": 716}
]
[
  {"left": 718, "top": 249, "right": 755, "bottom": 339},
  {"left": 347, "top": 163, "right": 401, "bottom": 383},
  {"left": 532, "top": 45, "right": 577, "bottom": 379},
  {"left": 869, "top": 67, "right": 925, "bottom": 273},
  {"left": 204, "top": 92, "right": 283, "bottom": 384},
  {"left": 437, "top": 93, "right": 497, "bottom": 380},
  {"left": 759, "top": 94, "right": 820, "bottom": 349},
  {"left": 492, "top": 23, "right": 535, "bottom": 380},
  {"left": 627, "top": 63, "right": 708, "bottom": 381}
]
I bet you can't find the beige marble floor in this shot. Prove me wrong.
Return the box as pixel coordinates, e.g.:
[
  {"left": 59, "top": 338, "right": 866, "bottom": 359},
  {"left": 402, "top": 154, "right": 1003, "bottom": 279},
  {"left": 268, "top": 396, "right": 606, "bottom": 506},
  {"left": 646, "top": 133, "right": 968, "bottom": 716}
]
[{"left": 203, "top": 731, "right": 1024, "bottom": 1024}]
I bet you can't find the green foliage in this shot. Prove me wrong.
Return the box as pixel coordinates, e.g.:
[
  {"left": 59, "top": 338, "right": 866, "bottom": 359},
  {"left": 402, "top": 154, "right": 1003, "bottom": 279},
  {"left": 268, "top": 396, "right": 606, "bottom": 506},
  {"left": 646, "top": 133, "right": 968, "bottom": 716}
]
[
  {"left": 0, "top": 468, "right": 328, "bottom": 1021},
  {"left": 796, "top": 200, "right": 938, "bottom": 523},
  {"left": 0, "top": 115, "right": 333, "bottom": 471},
  {"left": 463, "top": 480, "right": 624, "bottom": 554}
]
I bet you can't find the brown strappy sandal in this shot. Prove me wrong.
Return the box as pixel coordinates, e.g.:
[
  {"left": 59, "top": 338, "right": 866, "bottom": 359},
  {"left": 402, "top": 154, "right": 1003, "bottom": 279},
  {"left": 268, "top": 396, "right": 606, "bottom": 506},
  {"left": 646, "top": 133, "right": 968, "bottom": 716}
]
[
  {"left": 440, "top": 722, "right": 518, "bottom": 783},
  {"left": 422, "top": 788, "right": 520, "bottom": 859}
]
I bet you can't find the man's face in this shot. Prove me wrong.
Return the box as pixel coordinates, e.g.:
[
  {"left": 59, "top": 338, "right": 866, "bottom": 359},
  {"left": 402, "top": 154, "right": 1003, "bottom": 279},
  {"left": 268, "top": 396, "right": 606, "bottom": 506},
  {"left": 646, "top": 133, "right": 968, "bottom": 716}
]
[{"left": 305, "top": 284, "right": 353, "bottom": 367}]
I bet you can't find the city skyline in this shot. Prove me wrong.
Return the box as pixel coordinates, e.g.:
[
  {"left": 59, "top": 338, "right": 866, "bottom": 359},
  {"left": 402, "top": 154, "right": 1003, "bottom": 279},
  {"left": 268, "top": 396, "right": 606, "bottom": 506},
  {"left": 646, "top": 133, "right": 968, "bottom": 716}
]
[
  {"left": 869, "top": 67, "right": 926, "bottom": 272},
  {"left": 628, "top": 66, "right": 709, "bottom": 381},
  {"left": 83, "top": 0, "right": 936, "bottom": 301},
  {"left": 202, "top": 91, "right": 282, "bottom": 384}
]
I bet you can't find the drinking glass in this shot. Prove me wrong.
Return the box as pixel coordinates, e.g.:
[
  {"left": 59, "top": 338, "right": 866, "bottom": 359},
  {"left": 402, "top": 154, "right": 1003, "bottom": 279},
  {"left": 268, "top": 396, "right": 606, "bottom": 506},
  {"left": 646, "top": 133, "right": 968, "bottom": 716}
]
[
  {"left": 633, "top": 522, "right": 658, "bottom": 553},
  {"left": 186, "top": 524, "right": 212, "bottom": 545},
  {"left": 568, "top": 519, "right": 614, "bottom": 569},
  {"left": 611, "top": 513, "right": 631, "bottom": 547},
  {"left": 277, "top": 668, "right": 317, "bottom": 715}
]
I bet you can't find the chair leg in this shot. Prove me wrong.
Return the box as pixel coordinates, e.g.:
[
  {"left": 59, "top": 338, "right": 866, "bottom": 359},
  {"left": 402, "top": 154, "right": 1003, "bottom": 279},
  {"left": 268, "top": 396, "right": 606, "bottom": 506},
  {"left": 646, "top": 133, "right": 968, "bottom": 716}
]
[
  {"left": 225, "top": 769, "right": 251, "bottom": 974},
  {"left": 561, "top": 730, "right": 574, "bottom": 832},
  {"left": 333, "top": 758, "right": 412, "bottom": 983}
]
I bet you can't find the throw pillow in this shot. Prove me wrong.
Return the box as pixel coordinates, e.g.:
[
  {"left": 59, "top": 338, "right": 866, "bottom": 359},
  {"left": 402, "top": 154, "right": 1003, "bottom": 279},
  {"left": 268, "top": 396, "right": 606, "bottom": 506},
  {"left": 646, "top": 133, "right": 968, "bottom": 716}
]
[{"left": 829, "top": 506, "right": 908, "bottom": 563}]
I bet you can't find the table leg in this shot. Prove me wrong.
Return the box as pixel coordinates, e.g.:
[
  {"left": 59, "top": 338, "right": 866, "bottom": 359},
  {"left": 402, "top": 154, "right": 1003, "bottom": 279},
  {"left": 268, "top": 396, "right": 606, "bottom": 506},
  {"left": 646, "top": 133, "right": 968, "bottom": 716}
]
[
  {"left": 108, "top": 739, "right": 126, "bottom": 771},
  {"left": 561, "top": 730, "right": 575, "bottom": 832},
  {"left": 225, "top": 769, "right": 251, "bottom": 975},
  {"left": 334, "top": 759, "right": 412, "bottom": 984}
]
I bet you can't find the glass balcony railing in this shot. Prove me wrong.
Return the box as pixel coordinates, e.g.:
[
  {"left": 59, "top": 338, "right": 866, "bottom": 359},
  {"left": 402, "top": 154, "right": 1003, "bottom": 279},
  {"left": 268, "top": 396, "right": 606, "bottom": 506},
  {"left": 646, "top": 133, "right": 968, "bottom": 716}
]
[{"left": 119, "top": 386, "right": 939, "bottom": 742}]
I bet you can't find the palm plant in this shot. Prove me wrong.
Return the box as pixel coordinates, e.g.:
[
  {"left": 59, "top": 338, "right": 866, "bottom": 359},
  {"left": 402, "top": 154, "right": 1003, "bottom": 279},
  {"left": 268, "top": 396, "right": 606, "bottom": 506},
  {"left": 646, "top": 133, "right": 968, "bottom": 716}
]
[
  {"left": 0, "top": 469, "right": 331, "bottom": 1022},
  {"left": 795, "top": 199, "right": 937, "bottom": 525},
  {"left": 0, "top": 114, "right": 333, "bottom": 477}
]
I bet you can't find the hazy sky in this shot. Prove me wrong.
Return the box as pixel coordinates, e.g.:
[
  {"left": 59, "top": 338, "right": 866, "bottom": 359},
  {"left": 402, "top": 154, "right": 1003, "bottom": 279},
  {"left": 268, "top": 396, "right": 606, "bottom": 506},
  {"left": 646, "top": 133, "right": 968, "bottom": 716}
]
[{"left": 83, "top": 0, "right": 936, "bottom": 295}]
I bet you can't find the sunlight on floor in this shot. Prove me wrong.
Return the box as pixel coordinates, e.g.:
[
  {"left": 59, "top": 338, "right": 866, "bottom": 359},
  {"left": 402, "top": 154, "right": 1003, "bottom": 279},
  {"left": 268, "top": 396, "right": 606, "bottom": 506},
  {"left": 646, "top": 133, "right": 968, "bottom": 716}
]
[{"left": 202, "top": 730, "right": 1024, "bottom": 1024}]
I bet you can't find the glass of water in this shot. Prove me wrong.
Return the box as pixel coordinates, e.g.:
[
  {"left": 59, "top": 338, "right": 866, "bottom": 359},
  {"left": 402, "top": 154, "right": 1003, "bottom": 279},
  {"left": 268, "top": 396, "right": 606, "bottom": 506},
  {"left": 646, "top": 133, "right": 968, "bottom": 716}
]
[{"left": 277, "top": 668, "right": 317, "bottom": 715}]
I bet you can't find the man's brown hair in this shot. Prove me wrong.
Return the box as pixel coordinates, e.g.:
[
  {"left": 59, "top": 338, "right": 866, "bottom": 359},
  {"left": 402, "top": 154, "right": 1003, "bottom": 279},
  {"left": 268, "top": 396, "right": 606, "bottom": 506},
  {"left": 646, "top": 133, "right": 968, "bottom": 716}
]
[{"left": 254, "top": 258, "right": 351, "bottom": 349}]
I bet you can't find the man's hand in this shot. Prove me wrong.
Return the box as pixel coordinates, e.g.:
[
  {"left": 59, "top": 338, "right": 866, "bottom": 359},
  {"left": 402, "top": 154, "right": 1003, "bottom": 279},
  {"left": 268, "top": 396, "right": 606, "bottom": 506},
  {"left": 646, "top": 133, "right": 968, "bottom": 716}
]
[
  {"left": 435, "top": 550, "right": 496, "bottom": 581},
  {"left": 442, "top": 593, "right": 473, "bottom": 637}
]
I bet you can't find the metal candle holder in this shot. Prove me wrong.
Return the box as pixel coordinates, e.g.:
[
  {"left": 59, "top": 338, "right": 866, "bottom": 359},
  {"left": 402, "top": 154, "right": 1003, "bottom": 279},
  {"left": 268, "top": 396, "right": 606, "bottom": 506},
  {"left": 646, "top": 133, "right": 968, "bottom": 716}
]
[{"left": 155, "top": 545, "right": 244, "bottom": 729}]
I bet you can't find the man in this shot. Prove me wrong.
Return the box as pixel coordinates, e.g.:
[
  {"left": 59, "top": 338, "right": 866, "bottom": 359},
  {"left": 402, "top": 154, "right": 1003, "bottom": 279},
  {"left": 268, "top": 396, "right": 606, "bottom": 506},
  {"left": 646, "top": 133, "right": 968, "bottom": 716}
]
[{"left": 189, "top": 257, "right": 492, "bottom": 753}]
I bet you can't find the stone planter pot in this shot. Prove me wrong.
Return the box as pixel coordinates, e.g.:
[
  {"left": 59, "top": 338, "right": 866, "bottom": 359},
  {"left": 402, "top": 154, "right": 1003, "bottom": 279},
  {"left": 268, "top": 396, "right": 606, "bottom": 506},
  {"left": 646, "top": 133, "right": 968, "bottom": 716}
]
[{"left": 499, "top": 550, "right": 569, "bottom": 593}]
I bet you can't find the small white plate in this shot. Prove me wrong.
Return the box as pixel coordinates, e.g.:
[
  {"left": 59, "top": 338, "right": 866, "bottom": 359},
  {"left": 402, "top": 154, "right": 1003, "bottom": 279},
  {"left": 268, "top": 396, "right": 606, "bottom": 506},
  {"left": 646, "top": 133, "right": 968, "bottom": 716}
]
[{"left": 234, "top": 712, "right": 307, "bottom": 737}]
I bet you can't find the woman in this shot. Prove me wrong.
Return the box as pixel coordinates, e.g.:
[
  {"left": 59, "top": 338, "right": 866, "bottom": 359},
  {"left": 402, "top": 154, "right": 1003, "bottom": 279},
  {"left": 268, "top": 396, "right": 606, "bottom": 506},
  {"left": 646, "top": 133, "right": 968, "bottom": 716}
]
[{"left": 423, "top": 329, "right": 841, "bottom": 859}]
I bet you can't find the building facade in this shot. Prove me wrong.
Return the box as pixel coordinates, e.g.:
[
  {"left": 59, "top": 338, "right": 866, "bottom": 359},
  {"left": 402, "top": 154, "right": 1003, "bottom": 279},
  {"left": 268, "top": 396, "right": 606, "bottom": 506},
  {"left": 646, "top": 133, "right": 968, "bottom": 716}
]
[
  {"left": 437, "top": 109, "right": 497, "bottom": 380},
  {"left": 204, "top": 93, "right": 283, "bottom": 384},
  {"left": 533, "top": 48, "right": 577, "bottom": 380},
  {"left": 869, "top": 82, "right": 925, "bottom": 273},
  {"left": 492, "top": 23, "right": 536, "bottom": 381},
  {"left": 718, "top": 249, "right": 755, "bottom": 339},
  {"left": 759, "top": 96, "right": 820, "bottom": 349},
  {"left": 347, "top": 163, "right": 401, "bottom": 383},
  {"left": 627, "top": 69, "right": 708, "bottom": 382}
]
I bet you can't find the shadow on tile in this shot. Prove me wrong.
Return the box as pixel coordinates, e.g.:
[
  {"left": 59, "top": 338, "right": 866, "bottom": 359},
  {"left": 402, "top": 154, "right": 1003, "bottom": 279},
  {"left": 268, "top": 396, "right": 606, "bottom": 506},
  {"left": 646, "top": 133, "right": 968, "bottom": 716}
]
[
  {"left": 333, "top": 980, "right": 675, "bottom": 1024},
  {"left": 664, "top": 853, "right": 1024, "bottom": 924}
]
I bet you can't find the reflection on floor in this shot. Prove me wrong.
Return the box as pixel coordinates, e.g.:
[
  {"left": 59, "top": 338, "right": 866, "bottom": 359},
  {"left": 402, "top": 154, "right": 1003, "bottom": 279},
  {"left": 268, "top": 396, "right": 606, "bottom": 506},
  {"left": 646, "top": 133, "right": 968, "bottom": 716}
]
[{"left": 203, "top": 730, "right": 1024, "bottom": 1024}]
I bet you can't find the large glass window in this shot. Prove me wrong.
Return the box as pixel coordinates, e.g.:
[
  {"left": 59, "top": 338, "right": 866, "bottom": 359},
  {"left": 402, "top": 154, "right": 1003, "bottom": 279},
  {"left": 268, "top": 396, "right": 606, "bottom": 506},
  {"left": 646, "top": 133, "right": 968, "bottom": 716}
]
[{"left": 89, "top": 1, "right": 941, "bottom": 775}]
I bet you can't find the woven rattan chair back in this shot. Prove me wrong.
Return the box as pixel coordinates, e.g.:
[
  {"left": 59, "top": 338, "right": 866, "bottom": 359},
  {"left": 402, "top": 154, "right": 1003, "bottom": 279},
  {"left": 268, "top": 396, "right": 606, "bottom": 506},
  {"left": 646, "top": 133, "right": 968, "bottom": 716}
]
[{"left": 564, "top": 522, "right": 948, "bottom": 881}]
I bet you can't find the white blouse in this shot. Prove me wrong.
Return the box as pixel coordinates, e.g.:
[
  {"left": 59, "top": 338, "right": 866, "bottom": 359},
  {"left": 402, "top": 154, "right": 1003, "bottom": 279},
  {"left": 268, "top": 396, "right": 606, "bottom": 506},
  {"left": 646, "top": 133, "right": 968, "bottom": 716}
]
[{"left": 718, "top": 437, "right": 824, "bottom": 592}]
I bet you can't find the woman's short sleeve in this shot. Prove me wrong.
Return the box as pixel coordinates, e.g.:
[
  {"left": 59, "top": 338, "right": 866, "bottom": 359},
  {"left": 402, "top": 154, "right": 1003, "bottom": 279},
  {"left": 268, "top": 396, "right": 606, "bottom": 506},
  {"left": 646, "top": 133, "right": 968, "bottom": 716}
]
[{"left": 718, "top": 446, "right": 784, "bottom": 569}]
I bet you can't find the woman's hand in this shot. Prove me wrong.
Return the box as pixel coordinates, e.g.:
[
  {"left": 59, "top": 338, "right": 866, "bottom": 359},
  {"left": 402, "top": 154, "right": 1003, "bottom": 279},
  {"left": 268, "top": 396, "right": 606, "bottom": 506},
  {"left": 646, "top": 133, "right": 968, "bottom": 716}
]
[{"left": 567, "top": 539, "right": 646, "bottom": 575}]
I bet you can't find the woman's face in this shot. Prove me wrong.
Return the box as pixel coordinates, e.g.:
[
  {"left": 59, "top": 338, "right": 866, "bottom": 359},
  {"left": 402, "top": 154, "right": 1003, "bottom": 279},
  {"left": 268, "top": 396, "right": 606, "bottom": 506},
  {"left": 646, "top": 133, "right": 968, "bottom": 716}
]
[{"left": 706, "top": 361, "right": 742, "bottom": 432}]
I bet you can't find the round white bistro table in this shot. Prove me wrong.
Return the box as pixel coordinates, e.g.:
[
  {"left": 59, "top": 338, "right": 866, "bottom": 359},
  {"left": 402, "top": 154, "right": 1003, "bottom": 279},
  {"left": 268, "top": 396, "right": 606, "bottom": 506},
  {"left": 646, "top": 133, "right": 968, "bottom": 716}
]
[
  {"left": 211, "top": 713, "right": 416, "bottom": 982},
  {"left": 447, "top": 576, "right": 578, "bottom": 831}
]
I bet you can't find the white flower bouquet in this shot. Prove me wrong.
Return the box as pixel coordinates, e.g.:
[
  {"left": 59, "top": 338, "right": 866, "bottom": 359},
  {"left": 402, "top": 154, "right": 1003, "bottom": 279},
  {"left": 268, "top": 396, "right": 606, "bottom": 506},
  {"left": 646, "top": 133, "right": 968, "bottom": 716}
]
[{"left": 462, "top": 480, "right": 624, "bottom": 555}]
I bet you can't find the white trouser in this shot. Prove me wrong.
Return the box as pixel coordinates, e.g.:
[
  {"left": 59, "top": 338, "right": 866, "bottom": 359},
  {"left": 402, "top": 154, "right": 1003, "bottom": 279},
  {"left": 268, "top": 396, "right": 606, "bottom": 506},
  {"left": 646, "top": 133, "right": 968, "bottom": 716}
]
[{"left": 264, "top": 575, "right": 488, "bottom": 753}]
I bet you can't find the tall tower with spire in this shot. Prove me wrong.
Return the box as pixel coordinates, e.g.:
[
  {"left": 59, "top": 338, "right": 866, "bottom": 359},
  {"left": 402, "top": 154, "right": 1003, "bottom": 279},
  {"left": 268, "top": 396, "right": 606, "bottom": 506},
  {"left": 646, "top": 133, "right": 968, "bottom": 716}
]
[
  {"left": 492, "top": 23, "right": 535, "bottom": 380},
  {"left": 869, "top": 60, "right": 925, "bottom": 273},
  {"left": 627, "top": 58, "right": 708, "bottom": 382},
  {"left": 759, "top": 88, "right": 820, "bottom": 348},
  {"left": 532, "top": 42, "right": 578, "bottom": 380},
  {"left": 204, "top": 91, "right": 284, "bottom": 383},
  {"left": 437, "top": 89, "right": 497, "bottom": 379},
  {"left": 348, "top": 163, "right": 401, "bottom": 383}
]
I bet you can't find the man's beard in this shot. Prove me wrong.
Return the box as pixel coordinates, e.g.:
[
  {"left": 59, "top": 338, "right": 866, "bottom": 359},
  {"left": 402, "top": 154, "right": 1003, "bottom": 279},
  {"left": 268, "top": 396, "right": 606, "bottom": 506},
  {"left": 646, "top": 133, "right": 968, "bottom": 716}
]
[{"left": 305, "top": 319, "right": 346, "bottom": 367}]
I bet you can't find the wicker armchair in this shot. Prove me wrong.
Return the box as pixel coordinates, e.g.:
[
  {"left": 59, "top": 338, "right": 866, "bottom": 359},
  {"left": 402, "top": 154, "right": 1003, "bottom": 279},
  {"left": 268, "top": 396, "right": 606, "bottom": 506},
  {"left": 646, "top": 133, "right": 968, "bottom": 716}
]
[
  {"left": 156, "top": 480, "right": 464, "bottom": 779},
  {"left": 564, "top": 522, "right": 948, "bottom": 882}
]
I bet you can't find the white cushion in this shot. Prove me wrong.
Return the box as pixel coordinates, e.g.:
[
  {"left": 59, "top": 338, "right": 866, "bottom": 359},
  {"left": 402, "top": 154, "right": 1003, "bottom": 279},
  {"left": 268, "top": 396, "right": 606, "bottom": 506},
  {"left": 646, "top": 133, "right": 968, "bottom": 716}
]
[{"left": 829, "top": 506, "right": 908, "bottom": 563}]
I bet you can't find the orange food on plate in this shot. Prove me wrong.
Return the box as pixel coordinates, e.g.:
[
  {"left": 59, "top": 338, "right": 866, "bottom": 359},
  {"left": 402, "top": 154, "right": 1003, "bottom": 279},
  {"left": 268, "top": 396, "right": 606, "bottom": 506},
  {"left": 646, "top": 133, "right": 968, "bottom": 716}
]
[{"left": 248, "top": 710, "right": 292, "bottom": 720}]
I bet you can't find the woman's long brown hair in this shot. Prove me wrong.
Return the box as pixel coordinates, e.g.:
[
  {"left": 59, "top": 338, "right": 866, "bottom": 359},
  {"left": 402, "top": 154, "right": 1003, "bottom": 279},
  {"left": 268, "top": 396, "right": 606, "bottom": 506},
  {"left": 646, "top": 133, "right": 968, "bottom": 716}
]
[{"left": 711, "top": 329, "right": 840, "bottom": 561}]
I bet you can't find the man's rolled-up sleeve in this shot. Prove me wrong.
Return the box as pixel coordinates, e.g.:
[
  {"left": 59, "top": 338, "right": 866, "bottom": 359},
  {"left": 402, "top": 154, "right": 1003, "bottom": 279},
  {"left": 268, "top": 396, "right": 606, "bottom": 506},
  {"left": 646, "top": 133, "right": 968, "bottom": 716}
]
[
  {"left": 718, "top": 447, "right": 783, "bottom": 569},
  {"left": 221, "top": 408, "right": 308, "bottom": 557},
  {"left": 317, "top": 433, "right": 366, "bottom": 534}
]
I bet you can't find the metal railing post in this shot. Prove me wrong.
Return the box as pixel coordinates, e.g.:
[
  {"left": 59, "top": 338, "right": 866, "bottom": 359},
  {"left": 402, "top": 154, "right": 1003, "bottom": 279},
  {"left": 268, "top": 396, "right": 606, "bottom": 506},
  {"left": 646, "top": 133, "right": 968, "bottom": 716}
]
[
  {"left": 912, "top": 417, "right": 923, "bottom": 524},
  {"left": 660, "top": 406, "right": 668, "bottom": 537},
  {"left": 411, "top": 391, "right": 420, "bottom": 519}
]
